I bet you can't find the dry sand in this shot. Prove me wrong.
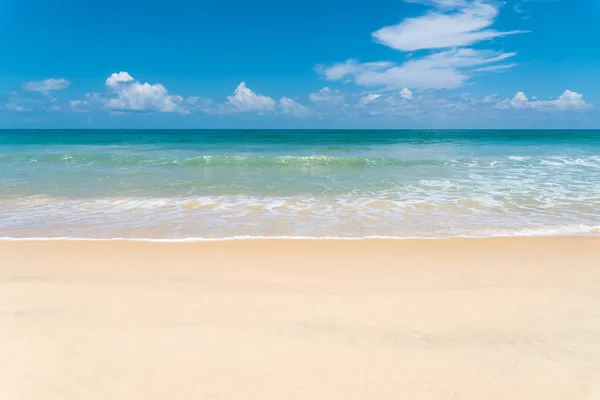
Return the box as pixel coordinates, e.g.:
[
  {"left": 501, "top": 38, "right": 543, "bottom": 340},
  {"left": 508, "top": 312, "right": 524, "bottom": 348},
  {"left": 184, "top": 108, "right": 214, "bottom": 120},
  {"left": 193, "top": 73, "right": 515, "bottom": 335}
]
[{"left": 1, "top": 238, "right": 600, "bottom": 400}]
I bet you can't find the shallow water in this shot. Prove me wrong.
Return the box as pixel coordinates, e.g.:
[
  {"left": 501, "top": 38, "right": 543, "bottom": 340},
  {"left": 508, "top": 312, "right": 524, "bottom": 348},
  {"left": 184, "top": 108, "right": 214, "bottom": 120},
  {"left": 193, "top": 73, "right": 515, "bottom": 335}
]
[{"left": 1, "top": 129, "right": 599, "bottom": 239}]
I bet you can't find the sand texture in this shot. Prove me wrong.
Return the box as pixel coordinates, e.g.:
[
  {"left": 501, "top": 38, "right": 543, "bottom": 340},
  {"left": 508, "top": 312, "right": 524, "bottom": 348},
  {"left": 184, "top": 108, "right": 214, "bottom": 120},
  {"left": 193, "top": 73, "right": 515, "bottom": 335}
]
[{"left": 1, "top": 238, "right": 600, "bottom": 399}]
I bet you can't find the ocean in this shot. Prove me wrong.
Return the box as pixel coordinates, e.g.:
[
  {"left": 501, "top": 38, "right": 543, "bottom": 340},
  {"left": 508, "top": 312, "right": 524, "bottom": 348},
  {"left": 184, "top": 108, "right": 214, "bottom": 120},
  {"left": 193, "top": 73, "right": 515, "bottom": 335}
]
[{"left": 1, "top": 129, "right": 599, "bottom": 240}]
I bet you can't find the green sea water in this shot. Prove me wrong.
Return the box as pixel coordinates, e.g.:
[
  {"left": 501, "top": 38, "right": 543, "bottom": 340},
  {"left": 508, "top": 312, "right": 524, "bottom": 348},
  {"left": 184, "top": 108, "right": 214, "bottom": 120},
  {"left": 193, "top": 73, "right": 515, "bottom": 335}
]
[{"left": 1, "top": 129, "right": 599, "bottom": 239}]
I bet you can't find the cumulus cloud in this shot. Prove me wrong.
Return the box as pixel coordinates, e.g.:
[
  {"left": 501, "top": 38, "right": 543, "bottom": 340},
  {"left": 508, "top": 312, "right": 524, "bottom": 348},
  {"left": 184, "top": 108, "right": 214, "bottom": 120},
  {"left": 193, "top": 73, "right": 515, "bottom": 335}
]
[
  {"left": 104, "top": 72, "right": 184, "bottom": 113},
  {"left": 22, "top": 78, "right": 70, "bottom": 93},
  {"left": 67, "top": 76, "right": 308, "bottom": 117},
  {"left": 317, "top": 1, "right": 523, "bottom": 91},
  {"left": 373, "top": 1, "right": 524, "bottom": 51},
  {"left": 279, "top": 97, "right": 309, "bottom": 117},
  {"left": 305, "top": 86, "right": 593, "bottom": 121},
  {"left": 509, "top": 91, "right": 529, "bottom": 109},
  {"left": 400, "top": 87, "right": 413, "bottom": 100},
  {"left": 66, "top": 73, "right": 186, "bottom": 113},
  {"left": 193, "top": 83, "right": 303, "bottom": 116},
  {"left": 105, "top": 72, "right": 135, "bottom": 88},
  {"left": 309, "top": 87, "right": 345, "bottom": 104},
  {"left": 226, "top": 82, "right": 276, "bottom": 112},
  {"left": 505, "top": 90, "right": 592, "bottom": 111}
]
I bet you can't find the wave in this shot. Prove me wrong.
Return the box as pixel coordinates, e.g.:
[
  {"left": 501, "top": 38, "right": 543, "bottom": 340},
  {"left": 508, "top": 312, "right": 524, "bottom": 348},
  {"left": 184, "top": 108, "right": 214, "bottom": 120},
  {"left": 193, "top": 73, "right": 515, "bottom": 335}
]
[
  {"left": 3, "top": 153, "right": 600, "bottom": 170},
  {"left": 2, "top": 193, "right": 599, "bottom": 240},
  {"left": 1, "top": 154, "right": 450, "bottom": 168}
]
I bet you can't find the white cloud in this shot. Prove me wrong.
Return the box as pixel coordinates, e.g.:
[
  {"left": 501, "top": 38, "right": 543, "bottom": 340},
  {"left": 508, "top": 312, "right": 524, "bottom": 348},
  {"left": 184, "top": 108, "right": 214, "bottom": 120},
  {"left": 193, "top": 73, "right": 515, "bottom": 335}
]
[
  {"left": 475, "top": 63, "right": 516, "bottom": 72},
  {"left": 356, "top": 63, "right": 465, "bottom": 89},
  {"left": 279, "top": 97, "right": 309, "bottom": 117},
  {"left": 308, "top": 89, "right": 421, "bottom": 117},
  {"left": 67, "top": 73, "right": 185, "bottom": 113},
  {"left": 360, "top": 94, "right": 382, "bottom": 104},
  {"left": 184, "top": 96, "right": 218, "bottom": 114},
  {"left": 104, "top": 72, "right": 184, "bottom": 113},
  {"left": 68, "top": 93, "right": 104, "bottom": 113},
  {"left": 353, "top": 90, "right": 443, "bottom": 117},
  {"left": 69, "top": 100, "right": 83, "bottom": 109},
  {"left": 319, "top": 58, "right": 463, "bottom": 90},
  {"left": 22, "top": 78, "right": 70, "bottom": 93},
  {"left": 481, "top": 94, "right": 498, "bottom": 104},
  {"left": 320, "top": 49, "right": 516, "bottom": 90},
  {"left": 226, "top": 82, "right": 276, "bottom": 112},
  {"left": 308, "top": 88, "right": 358, "bottom": 117},
  {"left": 506, "top": 90, "right": 592, "bottom": 111},
  {"left": 302, "top": 87, "right": 593, "bottom": 120},
  {"left": 186, "top": 96, "right": 202, "bottom": 105},
  {"left": 318, "top": 61, "right": 393, "bottom": 81},
  {"left": 68, "top": 77, "right": 301, "bottom": 116},
  {"left": 400, "top": 87, "right": 413, "bottom": 100},
  {"left": 5, "top": 103, "right": 30, "bottom": 112},
  {"left": 317, "top": 1, "right": 523, "bottom": 91},
  {"left": 410, "top": 48, "right": 516, "bottom": 69},
  {"left": 105, "top": 72, "right": 135, "bottom": 88},
  {"left": 309, "top": 87, "right": 345, "bottom": 104},
  {"left": 512, "top": 0, "right": 536, "bottom": 18},
  {"left": 4, "top": 90, "right": 59, "bottom": 113},
  {"left": 509, "top": 91, "right": 529, "bottom": 109},
  {"left": 373, "top": 1, "right": 525, "bottom": 51}
]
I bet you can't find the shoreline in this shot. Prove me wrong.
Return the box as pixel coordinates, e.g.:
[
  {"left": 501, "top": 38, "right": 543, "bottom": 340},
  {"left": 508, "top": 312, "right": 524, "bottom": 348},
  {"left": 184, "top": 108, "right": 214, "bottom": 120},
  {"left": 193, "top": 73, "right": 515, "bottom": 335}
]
[
  {"left": 2, "top": 237, "right": 600, "bottom": 399},
  {"left": 1, "top": 233, "right": 599, "bottom": 241}
]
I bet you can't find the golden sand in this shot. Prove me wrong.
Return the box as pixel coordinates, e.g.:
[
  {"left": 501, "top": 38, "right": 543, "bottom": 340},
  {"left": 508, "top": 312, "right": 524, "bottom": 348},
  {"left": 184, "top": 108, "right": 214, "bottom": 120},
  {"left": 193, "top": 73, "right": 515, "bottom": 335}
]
[{"left": 1, "top": 238, "right": 599, "bottom": 399}]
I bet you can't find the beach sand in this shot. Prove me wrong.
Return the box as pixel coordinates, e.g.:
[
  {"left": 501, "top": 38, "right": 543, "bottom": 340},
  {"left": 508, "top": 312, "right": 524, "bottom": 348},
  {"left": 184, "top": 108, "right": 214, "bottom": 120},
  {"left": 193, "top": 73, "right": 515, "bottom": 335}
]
[{"left": 1, "top": 238, "right": 600, "bottom": 400}]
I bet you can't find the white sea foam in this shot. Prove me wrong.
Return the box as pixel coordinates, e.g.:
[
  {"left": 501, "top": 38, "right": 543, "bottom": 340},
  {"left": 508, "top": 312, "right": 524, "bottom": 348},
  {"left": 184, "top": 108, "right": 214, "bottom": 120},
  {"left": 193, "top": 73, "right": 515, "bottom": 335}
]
[
  {"left": 3, "top": 139, "right": 600, "bottom": 240},
  {"left": 1, "top": 223, "right": 599, "bottom": 242},
  {"left": 1, "top": 193, "right": 599, "bottom": 239}
]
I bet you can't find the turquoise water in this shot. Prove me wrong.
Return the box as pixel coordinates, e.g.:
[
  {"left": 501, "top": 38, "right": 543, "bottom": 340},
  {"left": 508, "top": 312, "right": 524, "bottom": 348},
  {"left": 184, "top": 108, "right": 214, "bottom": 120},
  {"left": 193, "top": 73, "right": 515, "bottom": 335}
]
[{"left": 1, "top": 129, "right": 600, "bottom": 239}]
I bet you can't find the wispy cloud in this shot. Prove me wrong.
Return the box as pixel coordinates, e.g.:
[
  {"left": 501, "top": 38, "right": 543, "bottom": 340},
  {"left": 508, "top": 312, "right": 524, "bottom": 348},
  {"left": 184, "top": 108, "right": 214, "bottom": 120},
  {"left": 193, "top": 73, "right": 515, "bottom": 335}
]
[
  {"left": 319, "top": 48, "right": 517, "bottom": 90},
  {"left": 22, "top": 78, "right": 70, "bottom": 94},
  {"left": 318, "top": 0, "right": 525, "bottom": 91},
  {"left": 360, "top": 94, "right": 382, "bottom": 104},
  {"left": 5, "top": 103, "right": 31, "bottom": 112},
  {"left": 373, "top": 1, "right": 525, "bottom": 51},
  {"left": 309, "top": 87, "right": 346, "bottom": 105},
  {"left": 4, "top": 90, "right": 60, "bottom": 113},
  {"left": 475, "top": 63, "right": 517, "bottom": 72}
]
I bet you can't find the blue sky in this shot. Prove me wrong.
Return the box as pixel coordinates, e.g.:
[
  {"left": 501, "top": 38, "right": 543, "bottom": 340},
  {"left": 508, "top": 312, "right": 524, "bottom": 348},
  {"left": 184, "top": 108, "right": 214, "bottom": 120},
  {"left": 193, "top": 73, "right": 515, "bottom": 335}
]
[{"left": 1, "top": 0, "right": 598, "bottom": 128}]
